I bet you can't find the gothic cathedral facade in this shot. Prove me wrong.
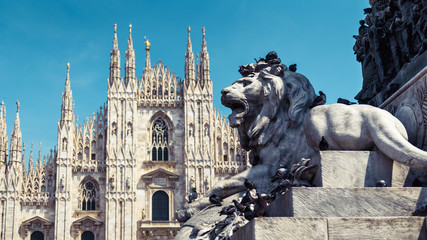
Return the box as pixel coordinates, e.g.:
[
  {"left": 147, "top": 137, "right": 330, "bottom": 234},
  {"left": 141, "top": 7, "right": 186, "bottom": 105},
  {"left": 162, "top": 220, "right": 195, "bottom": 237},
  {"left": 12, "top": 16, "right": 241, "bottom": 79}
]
[{"left": 0, "top": 24, "right": 248, "bottom": 240}]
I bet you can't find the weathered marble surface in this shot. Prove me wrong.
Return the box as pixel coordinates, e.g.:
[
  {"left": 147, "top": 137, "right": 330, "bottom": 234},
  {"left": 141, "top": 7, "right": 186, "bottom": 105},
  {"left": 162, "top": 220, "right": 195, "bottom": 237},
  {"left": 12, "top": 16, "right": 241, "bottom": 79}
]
[
  {"left": 313, "top": 151, "right": 411, "bottom": 187},
  {"left": 232, "top": 217, "right": 426, "bottom": 240},
  {"left": 231, "top": 217, "right": 328, "bottom": 240},
  {"left": 267, "top": 187, "right": 427, "bottom": 218}
]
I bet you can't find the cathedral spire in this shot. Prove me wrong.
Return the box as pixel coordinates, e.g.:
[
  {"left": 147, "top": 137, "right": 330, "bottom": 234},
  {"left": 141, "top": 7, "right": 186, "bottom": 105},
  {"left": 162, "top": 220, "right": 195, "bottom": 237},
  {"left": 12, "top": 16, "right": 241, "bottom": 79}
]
[
  {"left": 202, "top": 27, "right": 207, "bottom": 53},
  {"left": 0, "top": 101, "right": 7, "bottom": 165},
  {"left": 65, "top": 62, "right": 70, "bottom": 91},
  {"left": 61, "top": 62, "right": 74, "bottom": 125},
  {"left": 29, "top": 142, "right": 34, "bottom": 172},
  {"left": 125, "top": 24, "right": 136, "bottom": 86},
  {"left": 144, "top": 36, "right": 151, "bottom": 73},
  {"left": 109, "top": 23, "right": 121, "bottom": 87},
  {"left": 199, "top": 27, "right": 211, "bottom": 84},
  {"left": 9, "top": 101, "right": 22, "bottom": 163},
  {"left": 185, "top": 26, "right": 195, "bottom": 85}
]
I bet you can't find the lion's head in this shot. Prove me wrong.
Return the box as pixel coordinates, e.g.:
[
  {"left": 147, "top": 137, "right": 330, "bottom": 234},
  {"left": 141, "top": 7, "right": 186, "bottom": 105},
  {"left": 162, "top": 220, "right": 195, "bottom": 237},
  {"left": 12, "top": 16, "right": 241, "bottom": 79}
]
[{"left": 221, "top": 52, "right": 316, "bottom": 156}]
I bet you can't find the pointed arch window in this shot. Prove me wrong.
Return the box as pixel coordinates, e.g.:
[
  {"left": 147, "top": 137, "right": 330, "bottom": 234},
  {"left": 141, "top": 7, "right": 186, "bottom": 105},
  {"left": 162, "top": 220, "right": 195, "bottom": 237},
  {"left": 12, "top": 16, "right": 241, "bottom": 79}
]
[
  {"left": 80, "top": 180, "right": 97, "bottom": 211},
  {"left": 151, "top": 119, "right": 169, "bottom": 161}
]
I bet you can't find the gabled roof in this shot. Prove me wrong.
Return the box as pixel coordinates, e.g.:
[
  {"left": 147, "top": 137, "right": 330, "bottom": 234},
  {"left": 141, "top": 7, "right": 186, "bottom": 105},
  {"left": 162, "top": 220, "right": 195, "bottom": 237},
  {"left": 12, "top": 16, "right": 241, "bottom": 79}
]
[
  {"left": 72, "top": 216, "right": 103, "bottom": 226},
  {"left": 22, "top": 216, "right": 53, "bottom": 226},
  {"left": 141, "top": 168, "right": 179, "bottom": 179}
]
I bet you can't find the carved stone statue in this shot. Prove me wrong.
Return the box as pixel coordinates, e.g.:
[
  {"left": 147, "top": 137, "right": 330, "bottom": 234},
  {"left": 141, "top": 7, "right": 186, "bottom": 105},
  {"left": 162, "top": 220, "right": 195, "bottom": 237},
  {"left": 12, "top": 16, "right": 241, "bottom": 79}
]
[{"left": 176, "top": 52, "right": 427, "bottom": 229}]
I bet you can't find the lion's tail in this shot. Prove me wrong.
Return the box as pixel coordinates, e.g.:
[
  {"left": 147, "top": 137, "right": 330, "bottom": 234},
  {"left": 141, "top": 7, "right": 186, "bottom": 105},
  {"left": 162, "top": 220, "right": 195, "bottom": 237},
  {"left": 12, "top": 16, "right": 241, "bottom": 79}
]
[{"left": 372, "top": 117, "right": 427, "bottom": 171}]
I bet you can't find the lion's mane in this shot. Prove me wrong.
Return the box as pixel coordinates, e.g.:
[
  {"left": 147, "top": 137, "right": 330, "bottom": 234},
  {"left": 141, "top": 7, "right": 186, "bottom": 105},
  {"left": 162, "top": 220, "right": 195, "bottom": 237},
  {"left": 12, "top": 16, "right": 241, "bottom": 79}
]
[{"left": 230, "top": 62, "right": 317, "bottom": 167}]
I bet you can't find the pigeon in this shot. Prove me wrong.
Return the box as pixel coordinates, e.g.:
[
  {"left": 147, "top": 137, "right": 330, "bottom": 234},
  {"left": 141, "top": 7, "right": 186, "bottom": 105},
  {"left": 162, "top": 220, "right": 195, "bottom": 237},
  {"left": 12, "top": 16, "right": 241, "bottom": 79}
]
[
  {"left": 209, "top": 194, "right": 223, "bottom": 206},
  {"left": 261, "top": 193, "right": 276, "bottom": 204},
  {"left": 319, "top": 136, "right": 329, "bottom": 151},
  {"left": 337, "top": 98, "right": 356, "bottom": 105},
  {"left": 271, "top": 179, "right": 292, "bottom": 195},
  {"left": 265, "top": 51, "right": 281, "bottom": 64},
  {"left": 376, "top": 180, "right": 387, "bottom": 187},
  {"left": 244, "top": 179, "right": 257, "bottom": 190},
  {"left": 289, "top": 64, "right": 297, "bottom": 72},
  {"left": 240, "top": 189, "right": 257, "bottom": 206},
  {"left": 232, "top": 199, "right": 247, "bottom": 213},
  {"left": 188, "top": 187, "right": 198, "bottom": 203},
  {"left": 216, "top": 216, "right": 234, "bottom": 226},
  {"left": 271, "top": 167, "right": 290, "bottom": 182},
  {"left": 253, "top": 193, "right": 268, "bottom": 217},
  {"left": 309, "top": 91, "right": 326, "bottom": 108},
  {"left": 244, "top": 205, "right": 256, "bottom": 221},
  {"left": 219, "top": 205, "right": 236, "bottom": 216}
]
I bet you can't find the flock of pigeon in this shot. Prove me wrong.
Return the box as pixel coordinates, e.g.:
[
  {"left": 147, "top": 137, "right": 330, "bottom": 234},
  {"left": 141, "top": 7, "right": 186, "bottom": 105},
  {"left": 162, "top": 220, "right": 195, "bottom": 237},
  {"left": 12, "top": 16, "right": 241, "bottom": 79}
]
[{"left": 186, "top": 165, "right": 295, "bottom": 225}]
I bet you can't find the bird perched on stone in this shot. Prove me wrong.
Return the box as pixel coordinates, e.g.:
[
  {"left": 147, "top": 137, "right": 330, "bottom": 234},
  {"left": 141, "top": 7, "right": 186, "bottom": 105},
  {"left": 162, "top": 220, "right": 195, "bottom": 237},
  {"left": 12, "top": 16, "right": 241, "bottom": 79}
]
[
  {"left": 253, "top": 193, "right": 270, "bottom": 217},
  {"left": 215, "top": 216, "right": 234, "bottom": 227},
  {"left": 209, "top": 194, "right": 223, "bottom": 206},
  {"left": 289, "top": 64, "right": 297, "bottom": 72},
  {"left": 244, "top": 179, "right": 256, "bottom": 190},
  {"left": 265, "top": 51, "right": 281, "bottom": 64},
  {"left": 261, "top": 193, "right": 276, "bottom": 204},
  {"left": 337, "top": 98, "right": 356, "bottom": 105},
  {"left": 271, "top": 179, "right": 292, "bottom": 195},
  {"left": 232, "top": 199, "right": 246, "bottom": 213},
  {"left": 271, "top": 167, "right": 290, "bottom": 182},
  {"left": 319, "top": 136, "right": 329, "bottom": 151},
  {"left": 244, "top": 205, "right": 256, "bottom": 221},
  {"left": 240, "top": 189, "right": 257, "bottom": 206},
  {"left": 188, "top": 188, "right": 198, "bottom": 203},
  {"left": 219, "top": 205, "right": 236, "bottom": 216},
  {"left": 376, "top": 180, "right": 387, "bottom": 187},
  {"left": 309, "top": 91, "right": 326, "bottom": 108}
]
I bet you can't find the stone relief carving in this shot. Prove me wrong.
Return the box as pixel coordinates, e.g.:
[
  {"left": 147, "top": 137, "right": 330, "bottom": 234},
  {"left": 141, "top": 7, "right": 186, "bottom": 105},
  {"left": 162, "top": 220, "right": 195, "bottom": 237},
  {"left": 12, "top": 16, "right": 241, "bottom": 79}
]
[{"left": 353, "top": 0, "right": 427, "bottom": 103}]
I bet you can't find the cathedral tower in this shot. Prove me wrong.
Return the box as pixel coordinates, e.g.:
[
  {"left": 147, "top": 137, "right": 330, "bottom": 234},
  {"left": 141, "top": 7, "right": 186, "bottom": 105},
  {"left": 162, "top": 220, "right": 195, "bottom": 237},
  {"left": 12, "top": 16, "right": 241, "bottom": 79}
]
[
  {"left": 183, "top": 27, "right": 215, "bottom": 196},
  {"left": 4, "top": 101, "right": 24, "bottom": 239},
  {"left": 105, "top": 24, "right": 137, "bottom": 240}
]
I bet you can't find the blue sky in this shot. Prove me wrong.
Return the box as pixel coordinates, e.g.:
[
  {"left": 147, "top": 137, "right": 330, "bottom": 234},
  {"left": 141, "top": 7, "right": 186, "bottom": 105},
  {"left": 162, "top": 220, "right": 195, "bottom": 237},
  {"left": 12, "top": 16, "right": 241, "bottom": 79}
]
[{"left": 0, "top": 0, "right": 369, "bottom": 165}]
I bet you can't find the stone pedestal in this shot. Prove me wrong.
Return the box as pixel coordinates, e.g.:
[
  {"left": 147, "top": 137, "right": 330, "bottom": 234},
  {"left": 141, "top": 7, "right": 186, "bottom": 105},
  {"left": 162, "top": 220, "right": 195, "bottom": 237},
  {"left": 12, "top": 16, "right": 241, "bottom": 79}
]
[
  {"left": 232, "top": 150, "right": 427, "bottom": 239},
  {"left": 266, "top": 187, "right": 427, "bottom": 218},
  {"left": 313, "top": 151, "right": 411, "bottom": 187},
  {"left": 231, "top": 217, "right": 427, "bottom": 240}
]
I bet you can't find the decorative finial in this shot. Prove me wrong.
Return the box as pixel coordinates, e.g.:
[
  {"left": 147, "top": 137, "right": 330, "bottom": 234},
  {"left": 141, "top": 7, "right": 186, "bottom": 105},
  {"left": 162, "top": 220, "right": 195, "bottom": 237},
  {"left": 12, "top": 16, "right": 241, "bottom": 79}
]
[
  {"left": 67, "top": 62, "right": 70, "bottom": 74},
  {"left": 144, "top": 36, "right": 151, "bottom": 50},
  {"left": 188, "top": 26, "right": 191, "bottom": 33},
  {"left": 114, "top": 23, "right": 117, "bottom": 34},
  {"left": 202, "top": 27, "right": 205, "bottom": 37},
  {"left": 129, "top": 24, "right": 132, "bottom": 34},
  {"left": 16, "top": 100, "right": 20, "bottom": 113}
]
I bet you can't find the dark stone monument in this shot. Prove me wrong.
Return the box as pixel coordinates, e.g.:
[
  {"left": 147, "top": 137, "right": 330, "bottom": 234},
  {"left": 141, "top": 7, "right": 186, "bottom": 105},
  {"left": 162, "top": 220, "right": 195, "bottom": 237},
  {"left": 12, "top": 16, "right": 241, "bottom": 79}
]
[{"left": 353, "top": 0, "right": 427, "bottom": 105}]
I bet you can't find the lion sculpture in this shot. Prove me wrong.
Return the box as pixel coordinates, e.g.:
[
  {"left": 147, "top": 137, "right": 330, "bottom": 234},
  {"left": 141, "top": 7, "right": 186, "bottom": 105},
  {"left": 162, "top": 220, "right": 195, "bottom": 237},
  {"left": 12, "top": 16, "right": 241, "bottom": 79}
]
[{"left": 175, "top": 52, "right": 427, "bottom": 223}]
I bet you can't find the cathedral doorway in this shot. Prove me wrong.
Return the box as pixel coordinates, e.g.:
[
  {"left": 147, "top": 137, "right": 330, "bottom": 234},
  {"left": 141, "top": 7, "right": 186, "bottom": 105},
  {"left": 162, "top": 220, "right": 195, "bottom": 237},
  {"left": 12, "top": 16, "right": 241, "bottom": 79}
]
[
  {"left": 30, "top": 231, "right": 44, "bottom": 240},
  {"left": 152, "top": 190, "right": 169, "bottom": 221},
  {"left": 81, "top": 231, "right": 94, "bottom": 240}
]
